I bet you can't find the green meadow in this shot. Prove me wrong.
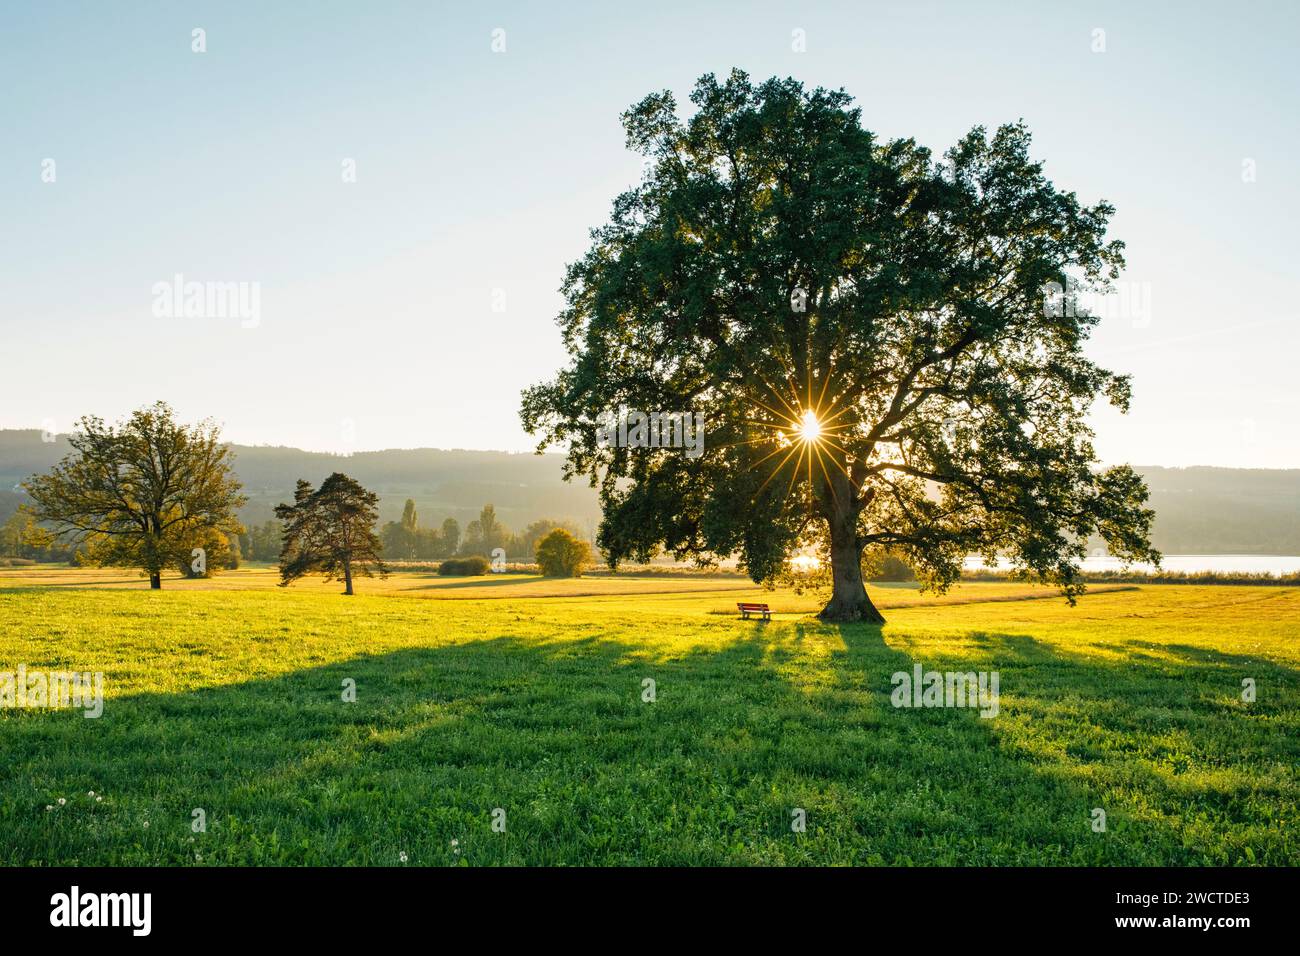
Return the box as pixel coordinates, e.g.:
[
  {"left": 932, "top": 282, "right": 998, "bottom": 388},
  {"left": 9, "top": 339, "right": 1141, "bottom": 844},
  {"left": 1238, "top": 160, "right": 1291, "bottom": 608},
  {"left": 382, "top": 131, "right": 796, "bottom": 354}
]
[{"left": 0, "top": 568, "right": 1296, "bottom": 866}]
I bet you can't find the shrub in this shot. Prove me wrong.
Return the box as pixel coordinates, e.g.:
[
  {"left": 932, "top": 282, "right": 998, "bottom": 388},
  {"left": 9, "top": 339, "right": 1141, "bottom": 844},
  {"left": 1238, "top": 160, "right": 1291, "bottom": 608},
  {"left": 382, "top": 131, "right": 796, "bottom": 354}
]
[
  {"left": 876, "top": 552, "right": 916, "bottom": 582},
  {"left": 535, "top": 528, "right": 590, "bottom": 578},
  {"left": 437, "top": 555, "right": 490, "bottom": 576},
  {"left": 863, "top": 547, "right": 916, "bottom": 582}
]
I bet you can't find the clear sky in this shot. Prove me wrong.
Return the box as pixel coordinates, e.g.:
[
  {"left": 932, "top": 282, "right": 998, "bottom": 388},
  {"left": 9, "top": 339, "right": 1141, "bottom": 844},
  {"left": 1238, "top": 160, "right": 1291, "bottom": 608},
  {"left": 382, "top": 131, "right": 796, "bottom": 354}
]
[{"left": 2, "top": 1, "right": 1297, "bottom": 466}]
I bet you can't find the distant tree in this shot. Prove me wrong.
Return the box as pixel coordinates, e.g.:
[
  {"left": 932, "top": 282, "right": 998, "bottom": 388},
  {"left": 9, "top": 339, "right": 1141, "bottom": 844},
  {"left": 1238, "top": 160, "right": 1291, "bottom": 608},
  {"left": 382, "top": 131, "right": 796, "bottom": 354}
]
[
  {"left": 0, "top": 508, "right": 59, "bottom": 561},
  {"left": 246, "top": 519, "right": 282, "bottom": 562},
  {"left": 504, "top": 531, "right": 525, "bottom": 559},
  {"left": 518, "top": 518, "right": 586, "bottom": 559},
  {"left": 275, "top": 473, "right": 388, "bottom": 595},
  {"left": 23, "top": 402, "right": 246, "bottom": 588},
  {"left": 461, "top": 519, "right": 484, "bottom": 555},
  {"left": 381, "top": 523, "right": 410, "bottom": 559},
  {"left": 479, "top": 504, "right": 506, "bottom": 551},
  {"left": 413, "top": 527, "right": 441, "bottom": 560},
  {"left": 535, "top": 528, "right": 591, "bottom": 578},
  {"left": 224, "top": 533, "right": 241, "bottom": 570},
  {"left": 440, "top": 517, "right": 460, "bottom": 556},
  {"left": 864, "top": 547, "right": 915, "bottom": 582},
  {"left": 0, "top": 512, "right": 22, "bottom": 558},
  {"left": 380, "top": 498, "right": 421, "bottom": 559},
  {"left": 401, "top": 499, "right": 419, "bottom": 534},
  {"left": 521, "top": 71, "right": 1158, "bottom": 622},
  {"left": 461, "top": 504, "right": 510, "bottom": 557}
]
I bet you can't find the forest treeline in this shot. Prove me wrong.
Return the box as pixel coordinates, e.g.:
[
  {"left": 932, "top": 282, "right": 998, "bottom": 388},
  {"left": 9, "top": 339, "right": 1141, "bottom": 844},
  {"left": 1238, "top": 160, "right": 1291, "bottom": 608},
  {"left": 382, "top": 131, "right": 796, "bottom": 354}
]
[
  {"left": 3, "top": 500, "right": 583, "bottom": 566},
  {"left": 239, "top": 501, "right": 582, "bottom": 563}
]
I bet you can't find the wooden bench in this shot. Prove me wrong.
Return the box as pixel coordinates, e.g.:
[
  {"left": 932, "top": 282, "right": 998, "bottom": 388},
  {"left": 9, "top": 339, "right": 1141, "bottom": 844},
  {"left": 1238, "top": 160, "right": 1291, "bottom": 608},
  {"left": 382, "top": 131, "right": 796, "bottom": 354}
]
[{"left": 737, "top": 602, "right": 771, "bottom": 621}]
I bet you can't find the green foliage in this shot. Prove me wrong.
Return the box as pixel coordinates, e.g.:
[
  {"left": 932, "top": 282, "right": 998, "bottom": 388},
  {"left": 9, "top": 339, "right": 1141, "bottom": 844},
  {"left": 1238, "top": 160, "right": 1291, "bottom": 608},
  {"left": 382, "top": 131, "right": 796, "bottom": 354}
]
[
  {"left": 275, "top": 473, "right": 387, "bottom": 595},
  {"left": 0, "top": 508, "right": 69, "bottom": 562},
  {"left": 535, "top": 528, "right": 590, "bottom": 577},
  {"left": 378, "top": 505, "right": 587, "bottom": 563},
  {"left": 864, "top": 548, "right": 916, "bottom": 582},
  {"left": 413, "top": 526, "right": 443, "bottom": 560},
  {"left": 518, "top": 518, "right": 586, "bottom": 560},
  {"left": 241, "top": 520, "right": 282, "bottom": 562},
  {"left": 522, "top": 70, "right": 1158, "bottom": 618},
  {"left": 175, "top": 526, "right": 238, "bottom": 579},
  {"left": 437, "top": 555, "right": 490, "bottom": 576},
  {"left": 400, "top": 499, "right": 418, "bottom": 532},
  {"left": 381, "top": 522, "right": 416, "bottom": 559},
  {"left": 379, "top": 498, "right": 422, "bottom": 559},
  {"left": 21, "top": 402, "right": 245, "bottom": 586},
  {"left": 459, "top": 504, "right": 510, "bottom": 557},
  {"left": 440, "top": 517, "right": 460, "bottom": 555}
]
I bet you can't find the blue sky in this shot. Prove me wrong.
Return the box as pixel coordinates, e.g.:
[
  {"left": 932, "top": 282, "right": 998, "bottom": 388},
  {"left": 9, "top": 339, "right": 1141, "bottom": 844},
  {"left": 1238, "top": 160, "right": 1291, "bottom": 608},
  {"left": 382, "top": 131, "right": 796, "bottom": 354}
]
[{"left": 2, "top": 0, "right": 1297, "bottom": 466}]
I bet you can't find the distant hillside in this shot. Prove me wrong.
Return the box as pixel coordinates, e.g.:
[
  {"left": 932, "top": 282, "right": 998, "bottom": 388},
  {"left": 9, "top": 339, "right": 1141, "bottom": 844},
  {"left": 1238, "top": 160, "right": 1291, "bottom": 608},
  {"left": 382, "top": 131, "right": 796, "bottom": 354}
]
[
  {"left": 2, "top": 429, "right": 1298, "bottom": 554},
  {"left": 0, "top": 431, "right": 601, "bottom": 539},
  {"left": 1128, "top": 465, "right": 1300, "bottom": 554}
]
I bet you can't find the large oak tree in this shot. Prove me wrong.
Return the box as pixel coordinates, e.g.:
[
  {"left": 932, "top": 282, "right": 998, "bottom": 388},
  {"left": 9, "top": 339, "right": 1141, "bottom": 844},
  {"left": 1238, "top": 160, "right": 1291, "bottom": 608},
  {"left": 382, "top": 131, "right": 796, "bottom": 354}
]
[
  {"left": 521, "top": 71, "right": 1158, "bottom": 623},
  {"left": 23, "top": 401, "right": 246, "bottom": 588}
]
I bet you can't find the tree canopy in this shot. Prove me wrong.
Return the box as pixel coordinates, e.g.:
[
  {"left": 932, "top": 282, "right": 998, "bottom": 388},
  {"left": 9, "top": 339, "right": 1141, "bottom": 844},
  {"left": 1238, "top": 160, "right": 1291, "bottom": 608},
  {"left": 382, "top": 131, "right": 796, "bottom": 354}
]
[
  {"left": 275, "top": 473, "right": 387, "bottom": 595},
  {"left": 521, "top": 70, "right": 1158, "bottom": 622},
  {"left": 23, "top": 401, "right": 245, "bottom": 588}
]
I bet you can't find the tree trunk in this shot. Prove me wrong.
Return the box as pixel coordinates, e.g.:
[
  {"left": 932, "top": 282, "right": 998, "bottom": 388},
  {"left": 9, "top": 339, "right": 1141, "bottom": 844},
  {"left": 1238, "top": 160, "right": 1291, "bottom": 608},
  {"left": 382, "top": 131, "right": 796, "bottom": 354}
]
[
  {"left": 149, "top": 571, "right": 161, "bottom": 590},
  {"left": 817, "top": 483, "right": 885, "bottom": 624},
  {"left": 343, "top": 559, "right": 354, "bottom": 596}
]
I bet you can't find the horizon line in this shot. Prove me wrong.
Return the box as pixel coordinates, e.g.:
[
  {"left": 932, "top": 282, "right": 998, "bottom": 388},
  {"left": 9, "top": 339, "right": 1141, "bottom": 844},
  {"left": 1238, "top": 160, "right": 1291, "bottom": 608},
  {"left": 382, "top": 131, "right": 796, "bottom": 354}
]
[{"left": 0, "top": 427, "right": 1295, "bottom": 473}]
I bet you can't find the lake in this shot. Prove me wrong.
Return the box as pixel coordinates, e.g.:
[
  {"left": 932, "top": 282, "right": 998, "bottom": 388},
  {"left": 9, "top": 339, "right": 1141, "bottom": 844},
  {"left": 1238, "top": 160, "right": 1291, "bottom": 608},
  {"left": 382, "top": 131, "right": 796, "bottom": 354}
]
[{"left": 964, "top": 554, "right": 1300, "bottom": 575}]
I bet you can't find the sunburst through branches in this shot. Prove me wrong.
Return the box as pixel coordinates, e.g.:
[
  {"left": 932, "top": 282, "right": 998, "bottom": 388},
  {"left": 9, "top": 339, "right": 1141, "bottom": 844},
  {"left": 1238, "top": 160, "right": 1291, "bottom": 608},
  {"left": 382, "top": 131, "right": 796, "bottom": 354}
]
[{"left": 716, "top": 367, "right": 857, "bottom": 527}]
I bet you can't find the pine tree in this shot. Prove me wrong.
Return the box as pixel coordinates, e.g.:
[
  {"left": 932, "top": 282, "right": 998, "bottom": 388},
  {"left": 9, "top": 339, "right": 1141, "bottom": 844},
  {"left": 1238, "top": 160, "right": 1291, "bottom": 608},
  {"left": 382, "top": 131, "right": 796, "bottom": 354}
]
[{"left": 275, "top": 473, "right": 388, "bottom": 595}]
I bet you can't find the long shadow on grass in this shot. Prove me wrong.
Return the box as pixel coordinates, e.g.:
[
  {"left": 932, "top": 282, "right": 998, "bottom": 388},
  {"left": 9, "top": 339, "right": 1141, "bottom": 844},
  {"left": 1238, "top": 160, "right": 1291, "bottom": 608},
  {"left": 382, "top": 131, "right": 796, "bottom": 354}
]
[
  {"left": 409, "top": 575, "right": 550, "bottom": 591},
  {"left": 3, "top": 623, "right": 1295, "bottom": 866},
  {"left": 829, "top": 625, "right": 1298, "bottom": 866}
]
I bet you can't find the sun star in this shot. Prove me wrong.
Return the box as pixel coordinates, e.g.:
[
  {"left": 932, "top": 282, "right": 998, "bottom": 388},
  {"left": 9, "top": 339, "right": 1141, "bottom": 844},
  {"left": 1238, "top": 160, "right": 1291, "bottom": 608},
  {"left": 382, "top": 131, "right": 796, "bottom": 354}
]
[
  {"left": 790, "top": 552, "right": 822, "bottom": 572},
  {"left": 796, "top": 409, "right": 822, "bottom": 443}
]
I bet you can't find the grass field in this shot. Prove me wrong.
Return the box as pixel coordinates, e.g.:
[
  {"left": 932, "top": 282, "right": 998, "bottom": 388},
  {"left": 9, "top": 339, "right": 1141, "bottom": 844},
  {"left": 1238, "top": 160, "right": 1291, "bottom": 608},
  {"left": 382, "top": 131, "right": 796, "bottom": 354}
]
[{"left": 1, "top": 567, "right": 1296, "bottom": 866}]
